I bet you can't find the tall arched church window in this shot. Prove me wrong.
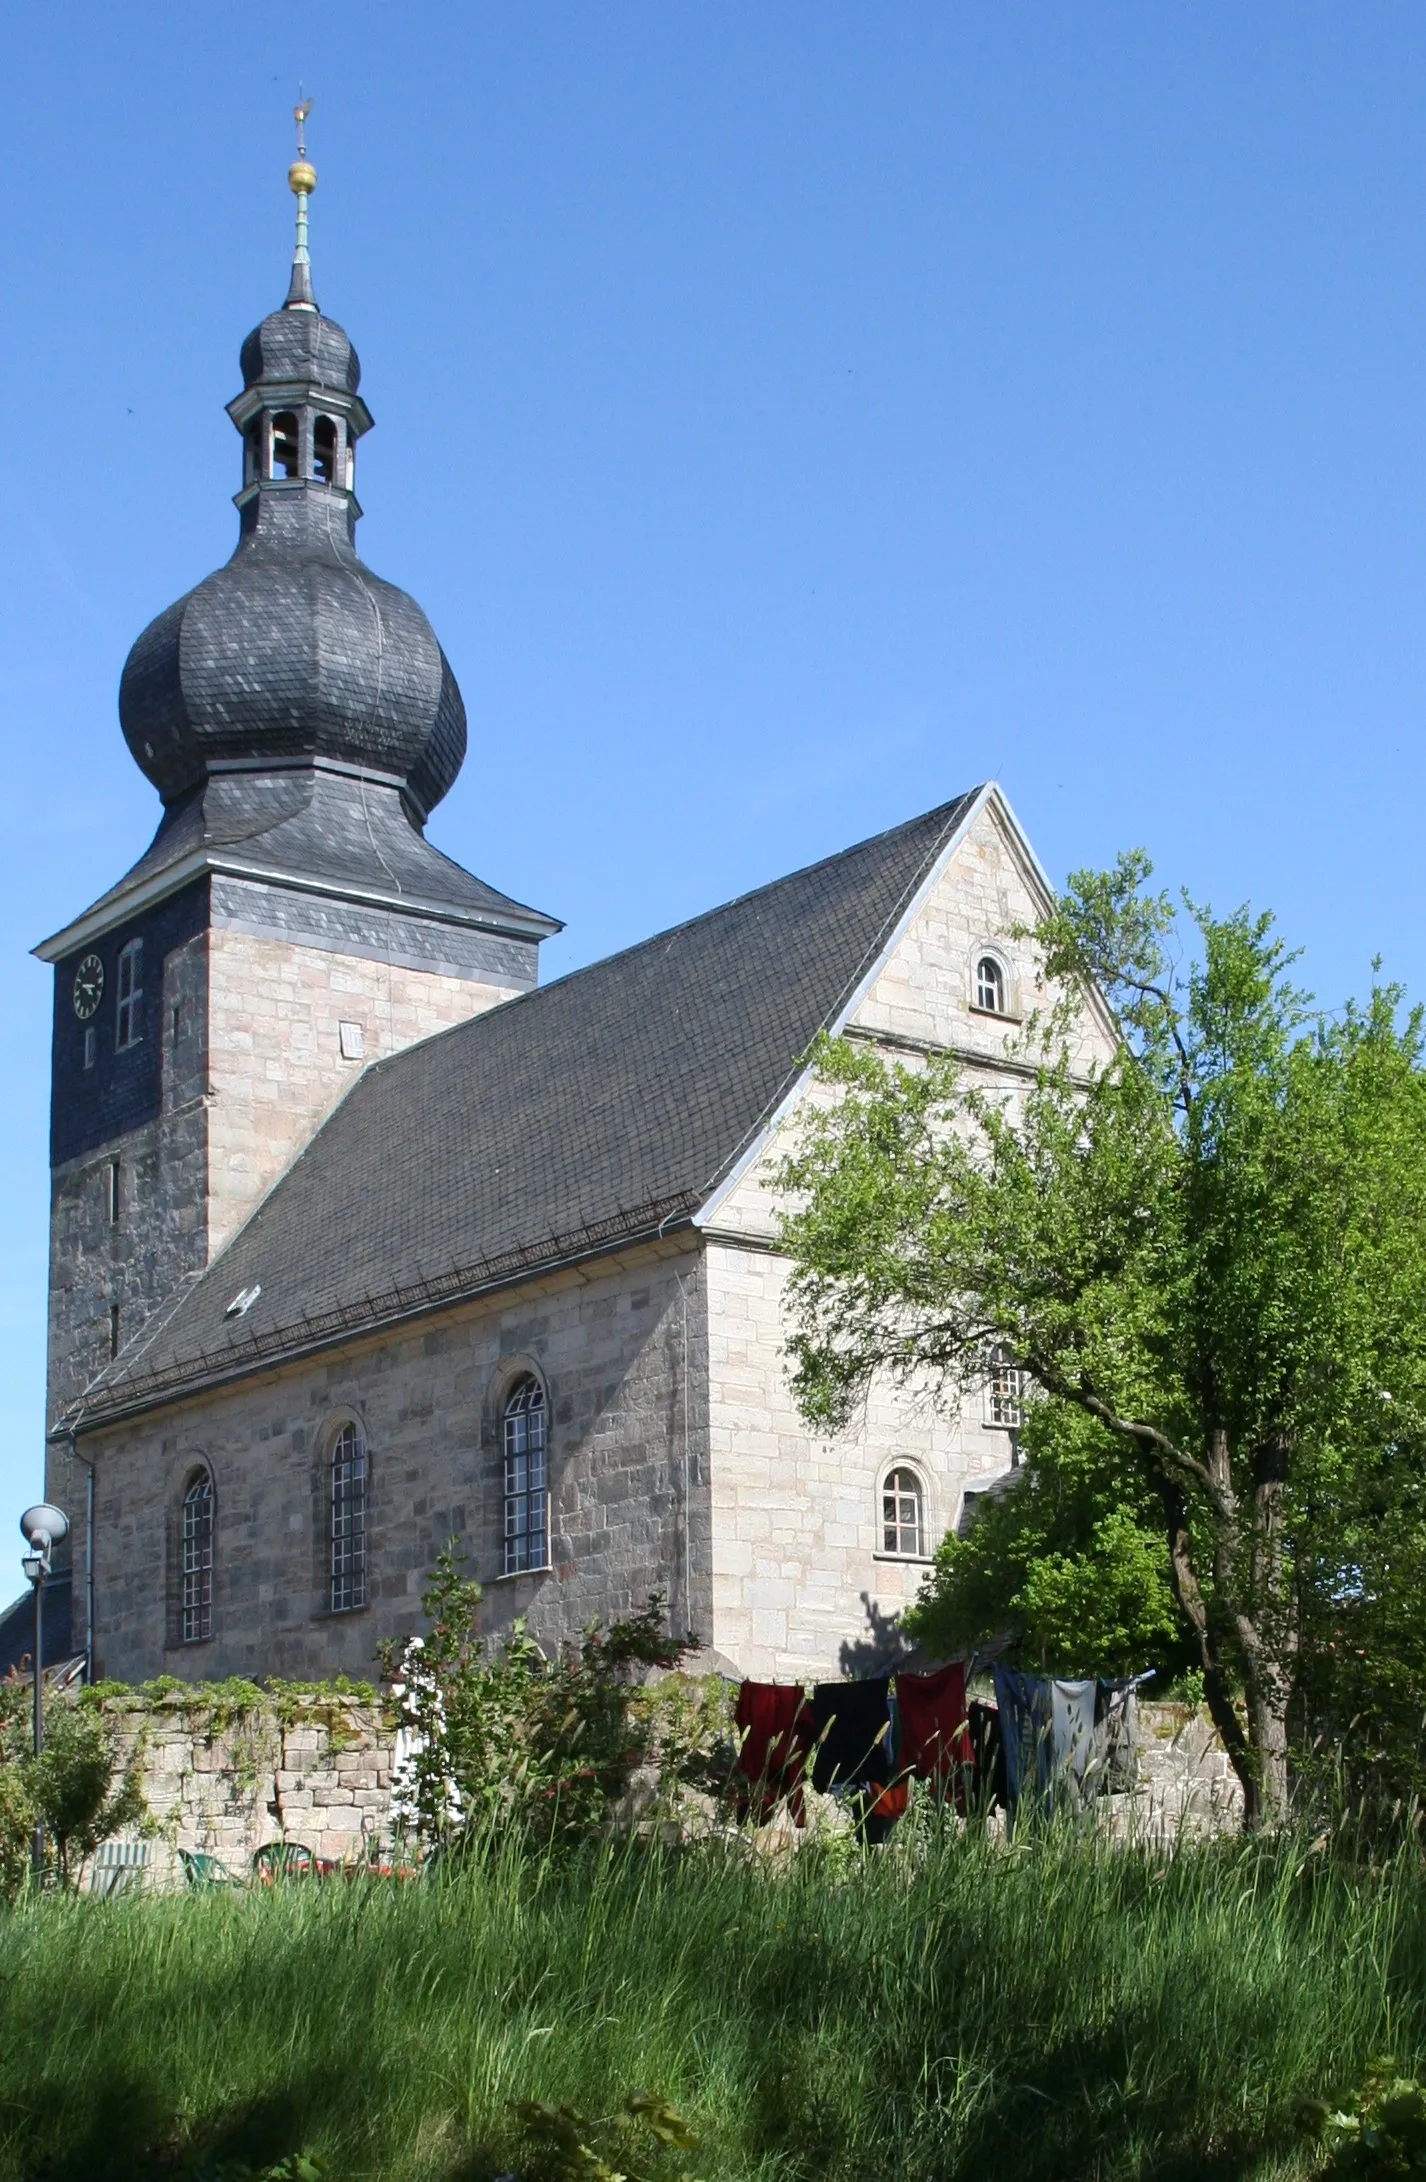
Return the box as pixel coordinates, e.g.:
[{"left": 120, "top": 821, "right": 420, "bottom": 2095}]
[
  {"left": 272, "top": 411, "right": 300, "bottom": 479},
  {"left": 975, "top": 955, "right": 1007, "bottom": 1016},
  {"left": 881, "top": 1467, "right": 924, "bottom": 1559},
  {"left": 503, "top": 1377, "right": 549, "bottom": 1575},
  {"left": 244, "top": 417, "right": 264, "bottom": 485},
  {"left": 330, "top": 1421, "right": 368, "bottom": 1611},
  {"left": 313, "top": 415, "right": 339, "bottom": 484},
  {"left": 116, "top": 939, "right": 144, "bottom": 1051},
  {"left": 181, "top": 1470, "right": 214, "bottom": 1643}
]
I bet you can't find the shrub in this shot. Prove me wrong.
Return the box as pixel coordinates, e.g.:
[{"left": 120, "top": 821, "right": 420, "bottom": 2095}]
[{"left": 381, "top": 1548, "right": 709, "bottom": 1854}]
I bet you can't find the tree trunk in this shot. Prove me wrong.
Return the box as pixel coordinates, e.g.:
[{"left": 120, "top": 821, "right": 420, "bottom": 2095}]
[{"left": 1155, "top": 1477, "right": 1261, "bottom": 1821}]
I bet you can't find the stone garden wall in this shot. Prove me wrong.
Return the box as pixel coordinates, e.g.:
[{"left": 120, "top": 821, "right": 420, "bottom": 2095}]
[{"left": 93, "top": 1692, "right": 1243, "bottom": 1889}]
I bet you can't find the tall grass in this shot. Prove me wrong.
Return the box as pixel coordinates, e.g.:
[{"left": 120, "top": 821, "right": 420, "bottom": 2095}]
[{"left": 0, "top": 1819, "right": 1421, "bottom": 2181}]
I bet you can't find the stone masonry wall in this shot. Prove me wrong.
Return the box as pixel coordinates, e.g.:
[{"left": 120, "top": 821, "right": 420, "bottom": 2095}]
[
  {"left": 49, "top": 920, "right": 524, "bottom": 1650},
  {"left": 204, "top": 925, "right": 521, "bottom": 1258},
  {"left": 96, "top": 1695, "right": 1242, "bottom": 1890},
  {"left": 85, "top": 1237, "right": 709, "bottom": 1684}
]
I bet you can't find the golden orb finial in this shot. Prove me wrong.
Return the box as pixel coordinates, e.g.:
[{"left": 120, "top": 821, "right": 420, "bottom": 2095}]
[{"left": 285, "top": 94, "right": 318, "bottom": 310}]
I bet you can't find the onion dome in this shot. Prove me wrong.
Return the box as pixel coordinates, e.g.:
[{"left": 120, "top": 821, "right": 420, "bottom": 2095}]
[{"left": 118, "top": 137, "right": 467, "bottom": 821}]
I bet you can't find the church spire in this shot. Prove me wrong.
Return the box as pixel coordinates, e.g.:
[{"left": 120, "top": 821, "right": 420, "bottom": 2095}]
[{"left": 285, "top": 97, "right": 317, "bottom": 311}]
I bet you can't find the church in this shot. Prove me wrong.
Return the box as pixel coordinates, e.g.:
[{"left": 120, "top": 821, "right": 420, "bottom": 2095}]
[{"left": 34, "top": 152, "right": 1112, "bottom": 1688}]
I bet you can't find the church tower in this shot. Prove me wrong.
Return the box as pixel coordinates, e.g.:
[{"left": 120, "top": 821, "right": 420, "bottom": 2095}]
[{"left": 37, "top": 133, "right": 558, "bottom": 1508}]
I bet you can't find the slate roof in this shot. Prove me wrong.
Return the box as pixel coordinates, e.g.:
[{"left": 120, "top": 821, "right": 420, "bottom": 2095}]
[
  {"left": 72, "top": 791, "right": 979, "bottom": 1427},
  {"left": 69, "top": 769, "right": 559, "bottom": 939},
  {"left": 120, "top": 486, "right": 469, "bottom": 817}
]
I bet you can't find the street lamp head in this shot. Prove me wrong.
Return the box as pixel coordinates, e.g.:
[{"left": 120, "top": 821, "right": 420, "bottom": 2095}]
[
  {"left": 19, "top": 1504, "right": 68, "bottom": 1556},
  {"left": 20, "top": 1551, "right": 44, "bottom": 1585}
]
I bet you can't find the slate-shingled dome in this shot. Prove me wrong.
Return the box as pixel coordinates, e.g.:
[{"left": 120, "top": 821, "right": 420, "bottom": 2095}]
[
  {"left": 118, "top": 293, "right": 468, "bottom": 819},
  {"left": 239, "top": 301, "right": 361, "bottom": 396}
]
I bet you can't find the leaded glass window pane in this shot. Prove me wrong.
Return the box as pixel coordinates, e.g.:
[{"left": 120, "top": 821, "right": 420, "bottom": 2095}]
[
  {"left": 503, "top": 1377, "right": 549, "bottom": 1575},
  {"left": 975, "top": 956, "right": 1005, "bottom": 1015},
  {"left": 331, "top": 1421, "right": 368, "bottom": 1611},
  {"left": 881, "top": 1467, "right": 923, "bottom": 1558},
  {"left": 987, "top": 1345, "right": 1026, "bottom": 1429},
  {"left": 181, "top": 1472, "right": 213, "bottom": 1643}
]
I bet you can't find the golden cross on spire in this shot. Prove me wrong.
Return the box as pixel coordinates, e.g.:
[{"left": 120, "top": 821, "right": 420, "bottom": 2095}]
[{"left": 294, "top": 94, "right": 313, "bottom": 161}]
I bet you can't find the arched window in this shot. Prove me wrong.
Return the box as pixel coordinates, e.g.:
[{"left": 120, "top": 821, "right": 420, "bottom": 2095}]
[
  {"left": 881, "top": 1467, "right": 924, "bottom": 1559},
  {"left": 313, "top": 415, "right": 339, "bottom": 484},
  {"left": 986, "top": 1343, "right": 1027, "bottom": 1430},
  {"left": 243, "top": 417, "right": 264, "bottom": 485},
  {"left": 503, "top": 1376, "right": 549, "bottom": 1575},
  {"left": 116, "top": 939, "right": 144, "bottom": 1051},
  {"left": 330, "top": 1421, "right": 368, "bottom": 1611},
  {"left": 975, "top": 955, "right": 1007, "bottom": 1016},
  {"left": 181, "top": 1470, "right": 214, "bottom": 1643},
  {"left": 272, "top": 411, "right": 300, "bottom": 479}
]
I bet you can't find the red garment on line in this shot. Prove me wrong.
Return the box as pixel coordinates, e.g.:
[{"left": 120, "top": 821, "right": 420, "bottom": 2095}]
[
  {"left": 897, "top": 1663, "right": 971, "bottom": 1780},
  {"left": 735, "top": 1682, "right": 810, "bottom": 1823}
]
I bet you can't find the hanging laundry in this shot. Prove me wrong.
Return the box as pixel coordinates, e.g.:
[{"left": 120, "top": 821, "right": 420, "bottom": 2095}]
[
  {"left": 992, "top": 1666, "right": 1055, "bottom": 1802},
  {"left": 992, "top": 1668, "right": 1098, "bottom": 1807},
  {"left": 967, "top": 1700, "right": 1007, "bottom": 1812},
  {"left": 1091, "top": 1676, "right": 1148, "bottom": 1794},
  {"left": 896, "top": 1662, "right": 971, "bottom": 1783},
  {"left": 808, "top": 1677, "right": 893, "bottom": 1793},
  {"left": 1052, "top": 1678, "right": 1098, "bottom": 1788},
  {"left": 734, "top": 1682, "right": 810, "bottom": 1821}
]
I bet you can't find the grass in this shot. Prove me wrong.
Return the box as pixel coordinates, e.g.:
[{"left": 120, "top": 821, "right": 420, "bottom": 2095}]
[{"left": 0, "top": 1816, "right": 1421, "bottom": 2181}]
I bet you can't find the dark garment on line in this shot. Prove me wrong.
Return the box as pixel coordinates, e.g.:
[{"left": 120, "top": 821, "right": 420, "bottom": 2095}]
[
  {"left": 734, "top": 1682, "right": 810, "bottom": 1820},
  {"left": 897, "top": 1663, "right": 971, "bottom": 1781},
  {"left": 808, "top": 1677, "right": 893, "bottom": 1792},
  {"left": 967, "top": 1700, "right": 1007, "bottom": 1812}
]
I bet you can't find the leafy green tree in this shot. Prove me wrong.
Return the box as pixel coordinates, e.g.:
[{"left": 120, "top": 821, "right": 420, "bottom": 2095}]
[
  {"left": 906, "top": 1403, "right": 1187, "bottom": 1677},
  {"left": 778, "top": 855, "right": 1426, "bottom": 1826}
]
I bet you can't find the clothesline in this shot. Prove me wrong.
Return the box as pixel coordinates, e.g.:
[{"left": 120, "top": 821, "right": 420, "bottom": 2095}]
[{"left": 733, "top": 1662, "right": 1154, "bottom": 1830}]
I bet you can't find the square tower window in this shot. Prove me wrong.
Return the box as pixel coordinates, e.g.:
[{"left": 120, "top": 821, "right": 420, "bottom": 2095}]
[{"left": 115, "top": 939, "right": 144, "bottom": 1051}]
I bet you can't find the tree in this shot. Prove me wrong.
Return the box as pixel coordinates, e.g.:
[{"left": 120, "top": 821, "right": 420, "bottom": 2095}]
[
  {"left": 778, "top": 855, "right": 1426, "bottom": 1826},
  {"left": 904, "top": 1402, "right": 1188, "bottom": 1680}
]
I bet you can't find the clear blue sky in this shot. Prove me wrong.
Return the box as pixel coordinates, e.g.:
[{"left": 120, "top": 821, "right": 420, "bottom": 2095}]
[{"left": 1, "top": 6, "right": 1424, "bottom": 1534}]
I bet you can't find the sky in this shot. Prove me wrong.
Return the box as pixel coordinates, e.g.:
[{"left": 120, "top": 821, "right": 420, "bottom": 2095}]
[{"left": 1, "top": 5, "right": 1425, "bottom": 1535}]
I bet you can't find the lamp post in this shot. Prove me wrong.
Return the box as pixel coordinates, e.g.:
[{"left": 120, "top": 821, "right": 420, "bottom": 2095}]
[{"left": 19, "top": 1503, "right": 68, "bottom": 1885}]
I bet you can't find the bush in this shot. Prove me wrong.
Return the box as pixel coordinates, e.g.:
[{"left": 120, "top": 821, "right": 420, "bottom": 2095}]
[
  {"left": 0, "top": 1676, "right": 146, "bottom": 1894},
  {"left": 381, "top": 1550, "right": 719, "bottom": 1854}
]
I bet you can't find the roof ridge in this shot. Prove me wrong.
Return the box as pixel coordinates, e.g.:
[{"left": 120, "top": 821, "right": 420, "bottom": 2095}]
[{"left": 358, "top": 788, "right": 983, "bottom": 1085}]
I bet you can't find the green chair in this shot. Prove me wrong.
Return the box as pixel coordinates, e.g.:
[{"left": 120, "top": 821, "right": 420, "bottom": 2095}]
[
  {"left": 180, "top": 1848, "right": 242, "bottom": 1889},
  {"left": 87, "top": 1839, "right": 149, "bottom": 1898},
  {"left": 252, "top": 1840, "right": 317, "bottom": 1884}
]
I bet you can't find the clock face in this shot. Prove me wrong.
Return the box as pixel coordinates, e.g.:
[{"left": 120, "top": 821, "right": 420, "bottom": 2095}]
[{"left": 72, "top": 954, "right": 104, "bottom": 1021}]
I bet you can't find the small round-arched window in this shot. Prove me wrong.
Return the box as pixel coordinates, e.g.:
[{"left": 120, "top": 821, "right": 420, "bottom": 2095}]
[
  {"left": 975, "top": 955, "right": 1007, "bottom": 1016},
  {"left": 503, "top": 1375, "right": 549, "bottom": 1576},
  {"left": 181, "top": 1469, "right": 214, "bottom": 1643},
  {"left": 881, "top": 1467, "right": 924, "bottom": 1559}
]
